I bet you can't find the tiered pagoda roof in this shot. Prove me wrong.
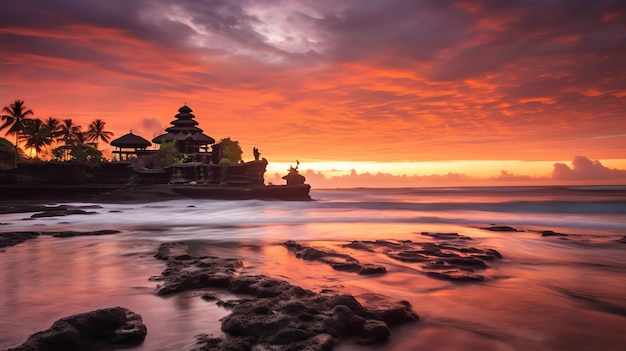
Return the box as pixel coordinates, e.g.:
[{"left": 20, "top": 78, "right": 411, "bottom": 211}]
[{"left": 152, "top": 105, "right": 215, "bottom": 145}]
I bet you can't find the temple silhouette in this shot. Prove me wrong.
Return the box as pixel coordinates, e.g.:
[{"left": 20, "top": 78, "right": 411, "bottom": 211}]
[
  {"left": 110, "top": 105, "right": 306, "bottom": 188},
  {"left": 0, "top": 104, "right": 309, "bottom": 200}
]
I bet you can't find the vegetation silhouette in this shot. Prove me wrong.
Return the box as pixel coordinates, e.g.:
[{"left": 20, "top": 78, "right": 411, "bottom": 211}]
[
  {"left": 22, "top": 119, "right": 54, "bottom": 159},
  {"left": 1, "top": 100, "right": 34, "bottom": 167},
  {"left": 87, "top": 119, "right": 114, "bottom": 149}
]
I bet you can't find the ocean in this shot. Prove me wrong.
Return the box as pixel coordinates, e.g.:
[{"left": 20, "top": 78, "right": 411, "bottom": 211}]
[{"left": 1, "top": 186, "right": 625, "bottom": 350}]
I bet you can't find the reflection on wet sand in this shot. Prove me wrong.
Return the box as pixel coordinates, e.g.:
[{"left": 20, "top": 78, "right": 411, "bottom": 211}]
[{"left": 1, "top": 187, "right": 625, "bottom": 350}]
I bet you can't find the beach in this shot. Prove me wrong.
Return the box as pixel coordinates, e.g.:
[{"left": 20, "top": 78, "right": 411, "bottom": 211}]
[{"left": 1, "top": 186, "right": 625, "bottom": 350}]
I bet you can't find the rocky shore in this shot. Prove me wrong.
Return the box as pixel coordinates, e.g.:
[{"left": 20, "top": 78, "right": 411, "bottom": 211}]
[
  {"left": 3, "top": 200, "right": 621, "bottom": 350},
  {"left": 152, "top": 242, "right": 419, "bottom": 350}
]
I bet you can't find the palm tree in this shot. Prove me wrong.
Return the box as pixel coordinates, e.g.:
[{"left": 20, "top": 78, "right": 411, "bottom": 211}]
[
  {"left": 22, "top": 119, "right": 54, "bottom": 159},
  {"left": 59, "top": 119, "right": 83, "bottom": 145},
  {"left": 86, "top": 119, "right": 114, "bottom": 149},
  {"left": 56, "top": 119, "right": 83, "bottom": 161},
  {"left": 45, "top": 117, "right": 63, "bottom": 142},
  {"left": 1, "top": 100, "right": 34, "bottom": 167}
]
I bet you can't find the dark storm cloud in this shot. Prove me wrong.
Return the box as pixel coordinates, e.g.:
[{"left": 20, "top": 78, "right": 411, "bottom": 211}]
[
  {"left": 314, "top": 0, "right": 473, "bottom": 63},
  {"left": 2, "top": 0, "right": 624, "bottom": 70}
]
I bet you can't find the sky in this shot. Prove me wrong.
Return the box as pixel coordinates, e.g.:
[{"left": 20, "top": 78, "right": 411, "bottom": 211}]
[{"left": 1, "top": 0, "right": 625, "bottom": 187}]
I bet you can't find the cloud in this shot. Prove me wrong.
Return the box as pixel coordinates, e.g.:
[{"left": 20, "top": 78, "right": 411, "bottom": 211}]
[
  {"left": 138, "top": 118, "right": 164, "bottom": 138},
  {"left": 266, "top": 168, "right": 474, "bottom": 188},
  {"left": 263, "top": 156, "right": 626, "bottom": 188},
  {"left": 0, "top": 0, "right": 624, "bottom": 163},
  {"left": 552, "top": 156, "right": 626, "bottom": 181}
]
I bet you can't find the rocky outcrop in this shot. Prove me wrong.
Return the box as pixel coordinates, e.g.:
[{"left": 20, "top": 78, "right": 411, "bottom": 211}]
[
  {"left": 0, "top": 230, "right": 120, "bottom": 249},
  {"left": 344, "top": 237, "right": 502, "bottom": 282},
  {"left": 153, "top": 242, "right": 418, "bottom": 350},
  {"left": 0, "top": 204, "right": 102, "bottom": 216},
  {"left": 481, "top": 225, "right": 522, "bottom": 232},
  {"left": 540, "top": 230, "right": 568, "bottom": 237},
  {"left": 0, "top": 231, "right": 40, "bottom": 249},
  {"left": 421, "top": 232, "right": 472, "bottom": 240},
  {"left": 284, "top": 241, "right": 387, "bottom": 275},
  {"left": 7, "top": 307, "right": 147, "bottom": 351}
]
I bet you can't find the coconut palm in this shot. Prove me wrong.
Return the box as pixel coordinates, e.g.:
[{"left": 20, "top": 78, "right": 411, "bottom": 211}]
[
  {"left": 58, "top": 119, "right": 83, "bottom": 146},
  {"left": 44, "top": 117, "right": 63, "bottom": 142},
  {"left": 22, "top": 119, "right": 54, "bottom": 159},
  {"left": 55, "top": 119, "right": 84, "bottom": 161},
  {"left": 86, "top": 119, "right": 114, "bottom": 149},
  {"left": 1, "top": 100, "right": 34, "bottom": 167}
]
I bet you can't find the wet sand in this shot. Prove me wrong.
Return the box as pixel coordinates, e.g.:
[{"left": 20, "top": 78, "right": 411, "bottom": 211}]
[{"left": 1, "top": 188, "right": 625, "bottom": 350}]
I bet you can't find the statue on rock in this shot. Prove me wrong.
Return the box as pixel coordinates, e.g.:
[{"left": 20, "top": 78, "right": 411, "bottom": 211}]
[{"left": 253, "top": 147, "right": 260, "bottom": 161}]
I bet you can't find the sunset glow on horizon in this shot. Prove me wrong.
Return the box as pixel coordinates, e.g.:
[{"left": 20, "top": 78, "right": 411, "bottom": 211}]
[{"left": 1, "top": 0, "right": 625, "bottom": 186}]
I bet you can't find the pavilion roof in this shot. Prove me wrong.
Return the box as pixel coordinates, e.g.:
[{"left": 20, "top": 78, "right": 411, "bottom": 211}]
[{"left": 110, "top": 132, "right": 151, "bottom": 148}]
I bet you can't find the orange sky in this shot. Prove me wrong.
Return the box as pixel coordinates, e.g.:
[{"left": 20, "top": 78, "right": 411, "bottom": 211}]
[{"left": 1, "top": 1, "right": 625, "bottom": 186}]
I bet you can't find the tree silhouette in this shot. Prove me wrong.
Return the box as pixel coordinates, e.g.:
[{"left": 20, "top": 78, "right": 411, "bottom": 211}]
[
  {"left": 22, "top": 119, "right": 54, "bottom": 159},
  {"left": 59, "top": 119, "right": 83, "bottom": 146},
  {"left": 45, "top": 117, "right": 63, "bottom": 142},
  {"left": 1, "top": 100, "right": 34, "bottom": 167},
  {"left": 86, "top": 119, "right": 113, "bottom": 149},
  {"left": 55, "top": 119, "right": 84, "bottom": 161},
  {"left": 219, "top": 137, "right": 243, "bottom": 164}
]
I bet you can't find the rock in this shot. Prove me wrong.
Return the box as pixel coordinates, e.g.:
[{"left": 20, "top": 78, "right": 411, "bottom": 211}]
[
  {"left": 31, "top": 209, "right": 97, "bottom": 218},
  {"left": 154, "top": 241, "right": 195, "bottom": 261},
  {"left": 540, "top": 230, "right": 568, "bottom": 237},
  {"left": 284, "top": 241, "right": 387, "bottom": 275},
  {"left": 345, "top": 239, "right": 502, "bottom": 283},
  {"left": 0, "top": 231, "right": 41, "bottom": 248},
  {"left": 427, "top": 271, "right": 485, "bottom": 282},
  {"left": 421, "top": 232, "right": 472, "bottom": 240},
  {"left": 7, "top": 307, "right": 147, "bottom": 351},
  {"left": 155, "top": 242, "right": 418, "bottom": 350},
  {"left": 0, "top": 230, "right": 122, "bottom": 249},
  {"left": 51, "top": 230, "right": 120, "bottom": 238},
  {"left": 481, "top": 225, "right": 522, "bottom": 232},
  {"left": 358, "top": 265, "right": 387, "bottom": 275}
]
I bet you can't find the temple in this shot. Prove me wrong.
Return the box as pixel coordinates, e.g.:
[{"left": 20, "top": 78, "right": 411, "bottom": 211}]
[
  {"left": 0, "top": 104, "right": 310, "bottom": 200},
  {"left": 152, "top": 105, "right": 215, "bottom": 155},
  {"left": 125, "top": 104, "right": 305, "bottom": 192}
]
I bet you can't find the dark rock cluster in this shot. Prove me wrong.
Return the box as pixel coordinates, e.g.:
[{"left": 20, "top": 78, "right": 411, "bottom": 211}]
[
  {"left": 0, "top": 231, "right": 40, "bottom": 249},
  {"left": 344, "top": 236, "right": 503, "bottom": 282},
  {"left": 0, "top": 204, "right": 102, "bottom": 217},
  {"left": 0, "top": 230, "right": 120, "bottom": 248},
  {"left": 284, "top": 240, "right": 387, "bottom": 275},
  {"left": 153, "top": 242, "right": 419, "bottom": 350},
  {"left": 540, "top": 230, "right": 568, "bottom": 237},
  {"left": 7, "top": 307, "right": 147, "bottom": 351},
  {"left": 481, "top": 225, "right": 522, "bottom": 232},
  {"left": 421, "top": 231, "right": 472, "bottom": 240}
]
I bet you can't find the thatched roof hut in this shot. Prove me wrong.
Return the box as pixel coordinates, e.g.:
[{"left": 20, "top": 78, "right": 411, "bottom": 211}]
[{"left": 111, "top": 131, "right": 153, "bottom": 159}]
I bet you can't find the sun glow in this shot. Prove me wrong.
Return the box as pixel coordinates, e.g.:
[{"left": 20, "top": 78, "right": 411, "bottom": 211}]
[{"left": 266, "top": 160, "right": 565, "bottom": 178}]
